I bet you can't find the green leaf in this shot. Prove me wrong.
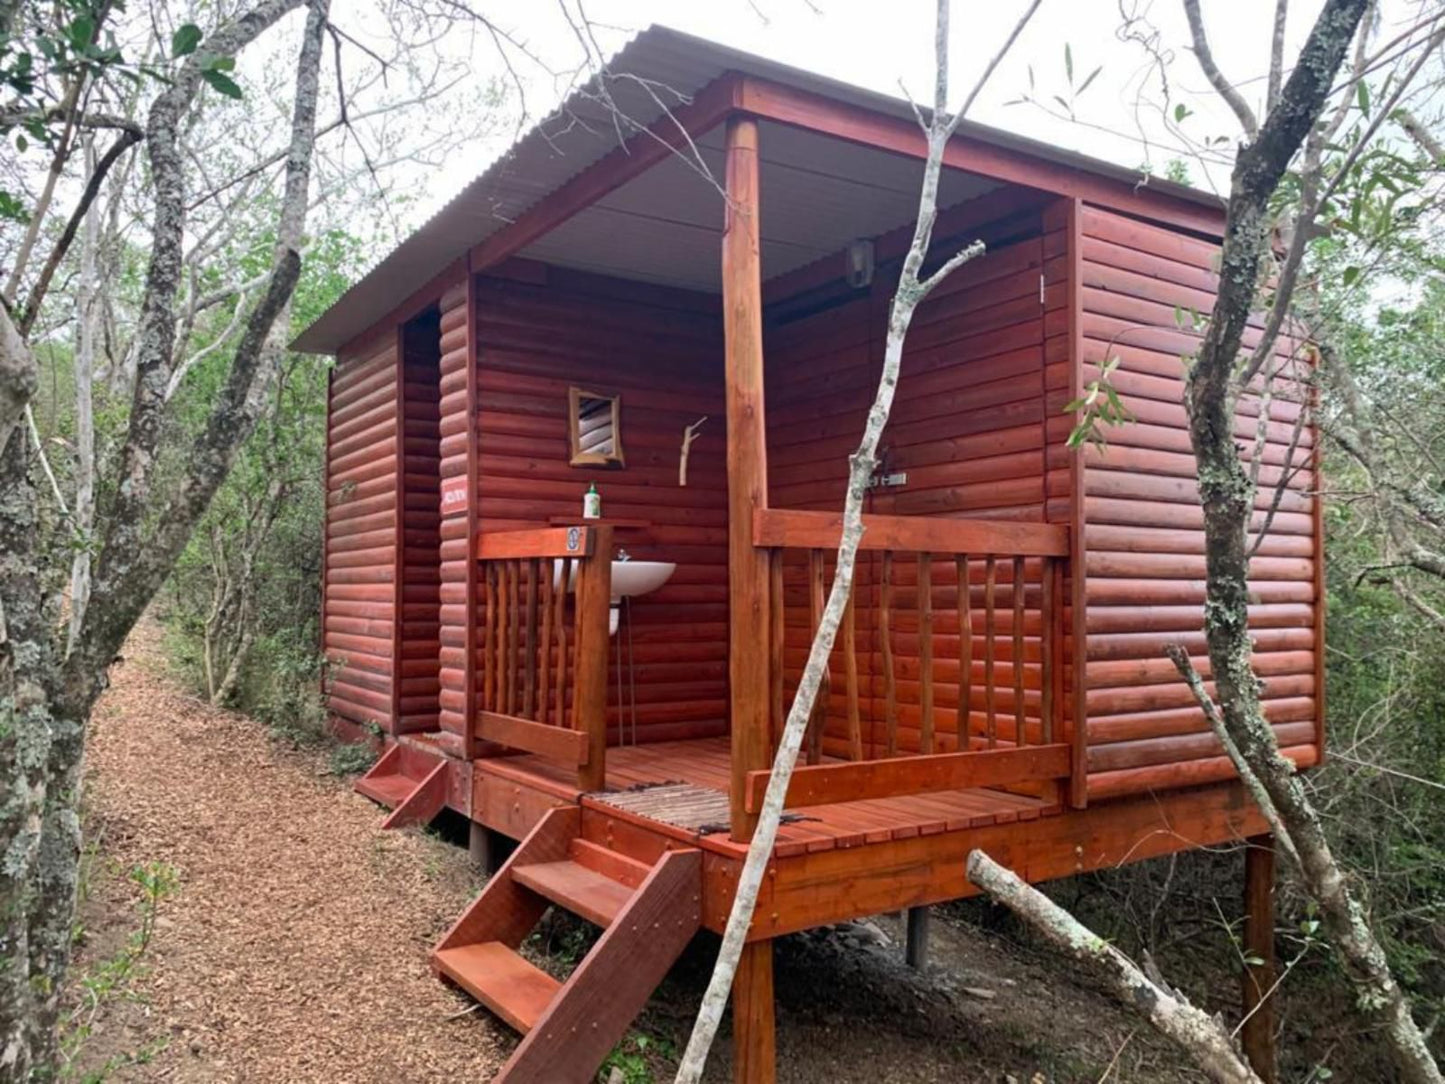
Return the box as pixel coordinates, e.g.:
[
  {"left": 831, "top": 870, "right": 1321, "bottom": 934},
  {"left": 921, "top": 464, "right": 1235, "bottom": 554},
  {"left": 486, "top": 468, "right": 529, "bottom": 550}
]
[
  {"left": 14, "top": 133, "right": 26, "bottom": 153},
  {"left": 0, "top": 190, "right": 28, "bottom": 224},
  {"left": 1064, "top": 43, "right": 1073, "bottom": 85},
  {"left": 171, "top": 23, "right": 202, "bottom": 58},
  {"left": 1342, "top": 266, "right": 1360, "bottom": 287},
  {"left": 1077, "top": 66, "right": 1101, "bottom": 96},
  {"left": 201, "top": 68, "right": 243, "bottom": 99},
  {"left": 69, "top": 15, "right": 95, "bottom": 47},
  {"left": 1356, "top": 80, "right": 1370, "bottom": 116},
  {"left": 1174, "top": 102, "right": 1191, "bottom": 123}
]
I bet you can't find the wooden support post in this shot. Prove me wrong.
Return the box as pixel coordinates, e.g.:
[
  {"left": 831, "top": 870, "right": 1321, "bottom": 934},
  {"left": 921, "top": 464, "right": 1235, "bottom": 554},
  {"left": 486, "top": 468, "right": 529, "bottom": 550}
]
[
  {"left": 575, "top": 525, "right": 614, "bottom": 792},
  {"left": 723, "top": 113, "right": 771, "bottom": 841},
  {"left": 905, "top": 905, "right": 931, "bottom": 970},
  {"left": 468, "top": 820, "right": 507, "bottom": 875},
  {"left": 732, "top": 939, "right": 776, "bottom": 1084},
  {"left": 1242, "top": 835, "right": 1277, "bottom": 1084}
]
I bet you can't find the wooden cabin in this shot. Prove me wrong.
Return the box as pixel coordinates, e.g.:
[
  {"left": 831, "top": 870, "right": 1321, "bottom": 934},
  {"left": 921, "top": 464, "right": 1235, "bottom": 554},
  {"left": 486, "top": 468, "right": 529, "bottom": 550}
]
[{"left": 296, "top": 26, "right": 1319, "bottom": 1083}]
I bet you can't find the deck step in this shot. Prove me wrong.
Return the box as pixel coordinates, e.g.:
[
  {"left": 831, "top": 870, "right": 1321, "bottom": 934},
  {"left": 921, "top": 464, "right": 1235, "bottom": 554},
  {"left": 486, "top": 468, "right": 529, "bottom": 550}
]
[
  {"left": 513, "top": 859, "right": 635, "bottom": 927},
  {"left": 433, "top": 942, "right": 560, "bottom": 1034},
  {"left": 354, "top": 743, "right": 449, "bottom": 829},
  {"left": 353, "top": 769, "right": 415, "bottom": 808}
]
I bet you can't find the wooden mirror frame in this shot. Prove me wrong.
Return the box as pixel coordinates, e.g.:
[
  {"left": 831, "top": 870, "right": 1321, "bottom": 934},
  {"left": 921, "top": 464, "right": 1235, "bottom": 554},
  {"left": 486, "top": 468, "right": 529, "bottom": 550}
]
[{"left": 567, "top": 385, "right": 625, "bottom": 468}]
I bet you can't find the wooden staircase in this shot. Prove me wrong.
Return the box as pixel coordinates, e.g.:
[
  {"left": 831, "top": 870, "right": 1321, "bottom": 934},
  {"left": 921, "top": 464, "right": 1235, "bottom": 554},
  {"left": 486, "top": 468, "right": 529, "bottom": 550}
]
[
  {"left": 354, "top": 740, "right": 449, "bottom": 830},
  {"left": 433, "top": 807, "right": 701, "bottom": 1083}
]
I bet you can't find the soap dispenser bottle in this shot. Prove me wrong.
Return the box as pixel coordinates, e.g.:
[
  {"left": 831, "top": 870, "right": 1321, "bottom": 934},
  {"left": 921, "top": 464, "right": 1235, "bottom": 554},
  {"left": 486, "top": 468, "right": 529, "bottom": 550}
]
[{"left": 583, "top": 483, "right": 601, "bottom": 520}]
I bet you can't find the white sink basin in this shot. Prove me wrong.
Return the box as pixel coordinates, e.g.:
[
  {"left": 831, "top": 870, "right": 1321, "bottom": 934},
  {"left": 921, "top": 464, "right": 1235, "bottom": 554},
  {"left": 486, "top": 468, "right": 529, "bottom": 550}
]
[
  {"left": 609, "top": 560, "right": 676, "bottom": 599},
  {"left": 553, "top": 559, "right": 676, "bottom": 600}
]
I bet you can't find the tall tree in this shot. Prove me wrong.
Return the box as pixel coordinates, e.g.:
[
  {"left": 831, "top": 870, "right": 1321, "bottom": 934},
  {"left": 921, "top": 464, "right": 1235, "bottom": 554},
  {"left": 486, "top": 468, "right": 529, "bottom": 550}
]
[
  {"left": 970, "top": 3, "right": 1445, "bottom": 1082},
  {"left": 0, "top": 2, "right": 330, "bottom": 1075}
]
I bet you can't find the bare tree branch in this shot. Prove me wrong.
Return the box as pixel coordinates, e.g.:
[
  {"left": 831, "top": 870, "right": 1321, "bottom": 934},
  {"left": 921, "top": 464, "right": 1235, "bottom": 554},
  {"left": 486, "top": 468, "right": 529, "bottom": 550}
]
[
  {"left": 674, "top": 2, "right": 1038, "bottom": 1078},
  {"left": 966, "top": 850, "right": 1263, "bottom": 1084},
  {"left": 1182, "top": 0, "right": 1260, "bottom": 138}
]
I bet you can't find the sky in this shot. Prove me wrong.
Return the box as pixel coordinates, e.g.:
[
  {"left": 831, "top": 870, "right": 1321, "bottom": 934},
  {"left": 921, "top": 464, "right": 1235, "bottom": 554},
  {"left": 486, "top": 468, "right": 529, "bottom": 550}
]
[{"left": 414, "top": 0, "right": 1359, "bottom": 221}]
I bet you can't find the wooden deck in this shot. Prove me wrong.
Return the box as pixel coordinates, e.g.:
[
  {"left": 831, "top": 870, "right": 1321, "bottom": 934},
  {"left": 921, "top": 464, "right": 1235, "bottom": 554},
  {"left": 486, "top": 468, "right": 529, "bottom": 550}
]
[{"left": 474, "top": 736, "right": 1059, "bottom": 859}]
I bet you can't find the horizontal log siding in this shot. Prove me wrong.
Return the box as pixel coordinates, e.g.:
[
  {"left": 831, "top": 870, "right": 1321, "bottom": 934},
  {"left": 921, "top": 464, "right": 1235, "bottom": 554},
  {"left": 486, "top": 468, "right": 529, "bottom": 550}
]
[
  {"left": 473, "top": 268, "right": 729, "bottom": 745},
  {"left": 324, "top": 332, "right": 400, "bottom": 732},
  {"left": 1077, "top": 205, "right": 1320, "bottom": 799},
  {"left": 766, "top": 234, "right": 1053, "bottom": 760},
  {"left": 398, "top": 315, "right": 442, "bottom": 733}
]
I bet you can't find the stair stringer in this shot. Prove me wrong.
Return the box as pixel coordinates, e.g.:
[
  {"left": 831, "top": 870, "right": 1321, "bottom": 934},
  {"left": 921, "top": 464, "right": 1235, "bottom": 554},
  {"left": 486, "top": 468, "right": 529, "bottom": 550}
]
[
  {"left": 497, "top": 847, "right": 702, "bottom": 1084},
  {"left": 434, "top": 806, "right": 581, "bottom": 953},
  {"left": 381, "top": 761, "right": 448, "bottom": 829}
]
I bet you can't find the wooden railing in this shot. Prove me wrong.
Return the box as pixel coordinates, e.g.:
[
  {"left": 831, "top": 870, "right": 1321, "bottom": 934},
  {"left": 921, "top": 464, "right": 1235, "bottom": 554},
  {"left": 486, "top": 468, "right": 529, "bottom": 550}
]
[
  {"left": 748, "top": 509, "right": 1071, "bottom": 812},
  {"left": 474, "top": 524, "right": 613, "bottom": 790}
]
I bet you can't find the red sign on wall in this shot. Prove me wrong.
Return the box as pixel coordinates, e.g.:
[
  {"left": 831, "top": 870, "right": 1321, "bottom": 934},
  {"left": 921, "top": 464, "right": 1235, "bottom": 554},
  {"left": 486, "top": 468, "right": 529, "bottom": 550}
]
[{"left": 440, "top": 475, "right": 469, "bottom": 516}]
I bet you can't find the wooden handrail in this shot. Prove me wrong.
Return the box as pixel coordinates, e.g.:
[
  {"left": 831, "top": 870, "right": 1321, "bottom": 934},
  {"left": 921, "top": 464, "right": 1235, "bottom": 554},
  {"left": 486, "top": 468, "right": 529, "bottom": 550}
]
[
  {"left": 743, "top": 743, "right": 1071, "bottom": 813},
  {"left": 477, "top": 525, "right": 596, "bottom": 560},
  {"left": 753, "top": 508, "right": 1069, "bottom": 557}
]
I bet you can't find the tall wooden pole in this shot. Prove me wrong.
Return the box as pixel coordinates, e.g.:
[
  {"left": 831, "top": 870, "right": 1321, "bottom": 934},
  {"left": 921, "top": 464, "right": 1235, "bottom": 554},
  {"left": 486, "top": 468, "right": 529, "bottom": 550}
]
[
  {"left": 723, "top": 114, "right": 771, "bottom": 840},
  {"left": 1242, "top": 834, "right": 1277, "bottom": 1084}
]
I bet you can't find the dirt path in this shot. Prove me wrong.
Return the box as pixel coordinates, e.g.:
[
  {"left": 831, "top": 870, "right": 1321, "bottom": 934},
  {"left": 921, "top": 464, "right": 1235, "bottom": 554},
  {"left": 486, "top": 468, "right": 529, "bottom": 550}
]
[
  {"left": 74, "top": 619, "right": 1193, "bottom": 1083},
  {"left": 77, "top": 619, "right": 502, "bottom": 1082}
]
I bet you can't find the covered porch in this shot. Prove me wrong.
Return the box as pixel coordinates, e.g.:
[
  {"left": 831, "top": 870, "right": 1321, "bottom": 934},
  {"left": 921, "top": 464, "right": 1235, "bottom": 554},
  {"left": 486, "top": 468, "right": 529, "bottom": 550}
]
[{"left": 448, "top": 71, "right": 1090, "bottom": 849}]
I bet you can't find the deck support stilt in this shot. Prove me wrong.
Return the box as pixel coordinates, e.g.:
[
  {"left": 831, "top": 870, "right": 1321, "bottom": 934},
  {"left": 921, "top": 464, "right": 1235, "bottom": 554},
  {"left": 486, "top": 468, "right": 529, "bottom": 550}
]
[
  {"left": 1242, "top": 834, "right": 1277, "bottom": 1084},
  {"left": 468, "top": 820, "right": 502, "bottom": 874},
  {"left": 732, "top": 939, "right": 776, "bottom": 1084},
  {"left": 905, "top": 905, "right": 931, "bottom": 970}
]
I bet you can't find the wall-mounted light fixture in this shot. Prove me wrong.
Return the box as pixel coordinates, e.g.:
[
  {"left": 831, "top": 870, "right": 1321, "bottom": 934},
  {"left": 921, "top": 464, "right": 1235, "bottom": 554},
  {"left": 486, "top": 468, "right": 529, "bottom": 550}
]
[{"left": 844, "top": 238, "right": 875, "bottom": 289}]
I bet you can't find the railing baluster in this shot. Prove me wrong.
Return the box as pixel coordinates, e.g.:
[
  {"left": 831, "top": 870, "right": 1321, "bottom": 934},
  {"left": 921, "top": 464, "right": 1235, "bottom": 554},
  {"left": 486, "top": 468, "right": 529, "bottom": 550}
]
[
  {"left": 918, "top": 552, "right": 934, "bottom": 755},
  {"left": 482, "top": 562, "right": 496, "bottom": 712},
  {"left": 508, "top": 560, "right": 522, "bottom": 715},
  {"left": 555, "top": 557, "right": 571, "bottom": 728},
  {"left": 1013, "top": 554, "right": 1026, "bottom": 749},
  {"left": 1041, "top": 555, "right": 1056, "bottom": 746},
  {"left": 538, "top": 557, "right": 554, "bottom": 726},
  {"left": 497, "top": 561, "right": 512, "bottom": 714},
  {"left": 984, "top": 555, "right": 997, "bottom": 749},
  {"left": 769, "top": 548, "right": 785, "bottom": 755},
  {"left": 807, "top": 547, "right": 828, "bottom": 765},
  {"left": 844, "top": 590, "right": 862, "bottom": 761},
  {"left": 957, "top": 554, "right": 971, "bottom": 750},
  {"left": 881, "top": 549, "right": 897, "bottom": 757},
  {"left": 523, "top": 557, "right": 538, "bottom": 719}
]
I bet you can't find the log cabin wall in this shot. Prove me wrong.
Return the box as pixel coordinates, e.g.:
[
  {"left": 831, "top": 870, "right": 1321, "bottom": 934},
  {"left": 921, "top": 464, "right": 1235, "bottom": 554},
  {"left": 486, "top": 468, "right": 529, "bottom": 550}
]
[
  {"left": 765, "top": 226, "right": 1069, "bottom": 760},
  {"left": 324, "top": 331, "right": 402, "bottom": 733},
  {"left": 1075, "top": 204, "right": 1321, "bottom": 800},
  {"left": 470, "top": 265, "right": 730, "bottom": 746}
]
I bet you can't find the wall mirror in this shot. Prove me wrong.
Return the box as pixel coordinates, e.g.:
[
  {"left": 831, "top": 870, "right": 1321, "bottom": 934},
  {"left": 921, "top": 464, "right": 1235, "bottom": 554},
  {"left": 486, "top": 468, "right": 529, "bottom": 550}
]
[{"left": 568, "top": 386, "right": 625, "bottom": 468}]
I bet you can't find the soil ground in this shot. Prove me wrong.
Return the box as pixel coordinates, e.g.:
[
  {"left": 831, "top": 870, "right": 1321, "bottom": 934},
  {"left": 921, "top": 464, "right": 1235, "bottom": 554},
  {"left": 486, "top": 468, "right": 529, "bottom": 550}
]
[{"left": 70, "top": 618, "right": 1204, "bottom": 1083}]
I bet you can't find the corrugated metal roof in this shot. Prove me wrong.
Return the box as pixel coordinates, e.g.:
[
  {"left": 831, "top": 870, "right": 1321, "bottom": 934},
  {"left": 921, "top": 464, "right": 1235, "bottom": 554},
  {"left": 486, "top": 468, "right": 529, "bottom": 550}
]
[{"left": 294, "top": 24, "right": 1222, "bottom": 355}]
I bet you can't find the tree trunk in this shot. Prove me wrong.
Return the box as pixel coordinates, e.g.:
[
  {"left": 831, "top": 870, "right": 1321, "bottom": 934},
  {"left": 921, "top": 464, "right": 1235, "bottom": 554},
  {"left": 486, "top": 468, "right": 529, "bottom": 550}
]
[
  {"left": 67, "top": 136, "right": 100, "bottom": 657},
  {"left": 1180, "top": 2, "right": 1441, "bottom": 1080}
]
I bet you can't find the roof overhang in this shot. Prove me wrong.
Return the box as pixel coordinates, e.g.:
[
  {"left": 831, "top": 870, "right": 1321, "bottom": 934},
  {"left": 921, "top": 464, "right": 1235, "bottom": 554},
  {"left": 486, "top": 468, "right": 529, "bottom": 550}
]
[{"left": 294, "top": 25, "right": 1225, "bottom": 356}]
